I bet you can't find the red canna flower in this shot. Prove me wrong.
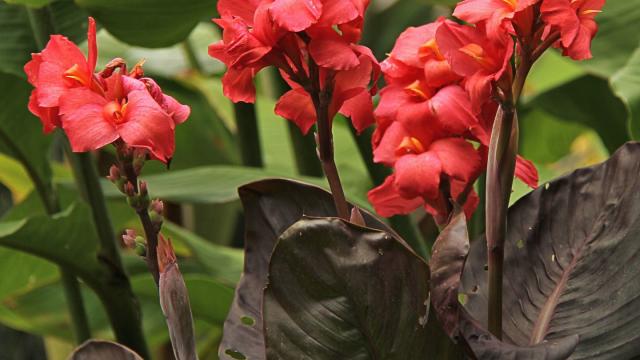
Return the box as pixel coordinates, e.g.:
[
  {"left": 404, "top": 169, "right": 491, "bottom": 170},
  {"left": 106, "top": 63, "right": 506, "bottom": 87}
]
[
  {"left": 453, "top": 0, "right": 540, "bottom": 37},
  {"left": 436, "top": 21, "right": 514, "bottom": 112},
  {"left": 209, "top": 0, "right": 378, "bottom": 133},
  {"left": 24, "top": 17, "right": 189, "bottom": 163},
  {"left": 24, "top": 17, "right": 99, "bottom": 133},
  {"left": 541, "top": 0, "right": 605, "bottom": 60}
]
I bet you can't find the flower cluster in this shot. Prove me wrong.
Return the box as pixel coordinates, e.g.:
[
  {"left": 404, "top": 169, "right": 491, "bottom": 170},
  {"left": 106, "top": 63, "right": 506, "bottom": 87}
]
[
  {"left": 208, "top": 0, "right": 379, "bottom": 133},
  {"left": 368, "top": 0, "right": 604, "bottom": 223},
  {"left": 24, "top": 18, "right": 190, "bottom": 163}
]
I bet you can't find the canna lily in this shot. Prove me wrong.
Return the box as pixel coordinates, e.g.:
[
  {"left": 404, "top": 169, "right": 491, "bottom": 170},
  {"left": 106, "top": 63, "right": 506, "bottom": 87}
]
[
  {"left": 24, "top": 17, "right": 99, "bottom": 133},
  {"left": 453, "top": 0, "right": 540, "bottom": 37},
  {"left": 541, "top": 0, "right": 605, "bottom": 60},
  {"left": 209, "top": 0, "right": 378, "bottom": 133},
  {"left": 24, "top": 17, "right": 190, "bottom": 163}
]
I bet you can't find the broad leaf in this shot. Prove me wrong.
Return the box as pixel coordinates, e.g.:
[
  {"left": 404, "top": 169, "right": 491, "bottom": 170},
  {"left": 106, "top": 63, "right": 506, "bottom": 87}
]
[
  {"left": 264, "top": 217, "right": 430, "bottom": 359},
  {"left": 70, "top": 340, "right": 142, "bottom": 360},
  {"left": 0, "top": 72, "right": 54, "bottom": 201},
  {"left": 219, "top": 179, "right": 397, "bottom": 360},
  {"left": 431, "top": 211, "right": 578, "bottom": 359},
  {"left": 611, "top": 47, "right": 640, "bottom": 139},
  {"left": 75, "top": 0, "right": 216, "bottom": 48},
  {"left": 0, "top": 0, "right": 86, "bottom": 77},
  {"left": 100, "top": 166, "right": 371, "bottom": 209},
  {"left": 462, "top": 142, "right": 640, "bottom": 359},
  {"left": 531, "top": 75, "right": 629, "bottom": 153}
]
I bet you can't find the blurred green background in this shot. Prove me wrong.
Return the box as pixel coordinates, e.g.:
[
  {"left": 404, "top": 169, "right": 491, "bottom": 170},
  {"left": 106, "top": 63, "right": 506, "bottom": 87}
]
[{"left": 0, "top": 0, "right": 638, "bottom": 358}]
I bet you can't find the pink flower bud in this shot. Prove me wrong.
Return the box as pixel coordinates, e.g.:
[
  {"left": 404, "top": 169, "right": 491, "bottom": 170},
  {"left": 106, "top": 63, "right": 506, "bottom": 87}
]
[
  {"left": 122, "top": 229, "right": 137, "bottom": 248},
  {"left": 107, "top": 165, "right": 121, "bottom": 182},
  {"left": 124, "top": 182, "right": 136, "bottom": 197},
  {"left": 150, "top": 199, "right": 164, "bottom": 215},
  {"left": 139, "top": 181, "right": 148, "bottom": 196}
]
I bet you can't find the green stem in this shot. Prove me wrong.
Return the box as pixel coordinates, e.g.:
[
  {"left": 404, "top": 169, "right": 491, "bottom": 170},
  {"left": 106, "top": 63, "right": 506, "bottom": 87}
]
[
  {"left": 60, "top": 270, "right": 91, "bottom": 342},
  {"left": 66, "top": 149, "right": 149, "bottom": 357},
  {"left": 182, "top": 39, "right": 204, "bottom": 74},
  {"left": 233, "top": 102, "right": 264, "bottom": 167},
  {"left": 26, "top": 5, "right": 148, "bottom": 354},
  {"left": 348, "top": 126, "right": 428, "bottom": 258},
  {"left": 470, "top": 173, "right": 486, "bottom": 240}
]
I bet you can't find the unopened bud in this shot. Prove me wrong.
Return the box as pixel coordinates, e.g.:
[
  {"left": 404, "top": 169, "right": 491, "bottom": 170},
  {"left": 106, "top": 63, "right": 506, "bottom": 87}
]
[
  {"left": 107, "top": 165, "right": 121, "bottom": 182},
  {"left": 139, "top": 181, "right": 148, "bottom": 196},
  {"left": 150, "top": 199, "right": 164, "bottom": 215},
  {"left": 124, "top": 182, "right": 136, "bottom": 197},
  {"left": 157, "top": 234, "right": 176, "bottom": 274},
  {"left": 132, "top": 148, "right": 147, "bottom": 175},
  {"left": 349, "top": 206, "right": 366, "bottom": 226},
  {"left": 122, "top": 229, "right": 137, "bottom": 248}
]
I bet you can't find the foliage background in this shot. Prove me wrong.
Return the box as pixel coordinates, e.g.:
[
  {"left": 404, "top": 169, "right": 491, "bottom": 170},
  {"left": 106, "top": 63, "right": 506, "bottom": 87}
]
[{"left": 0, "top": 0, "right": 637, "bottom": 358}]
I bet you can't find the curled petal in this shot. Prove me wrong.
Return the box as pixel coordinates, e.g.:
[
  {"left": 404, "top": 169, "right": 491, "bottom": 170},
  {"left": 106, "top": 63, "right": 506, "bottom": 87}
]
[
  {"left": 119, "top": 90, "right": 176, "bottom": 162},
  {"left": 368, "top": 175, "right": 423, "bottom": 217},
  {"left": 339, "top": 89, "right": 374, "bottom": 133},
  {"left": 515, "top": 155, "right": 539, "bottom": 188},
  {"left": 429, "top": 85, "right": 478, "bottom": 134},
  {"left": 28, "top": 90, "right": 59, "bottom": 133},
  {"left": 275, "top": 88, "right": 316, "bottom": 134},
  {"left": 222, "top": 67, "right": 257, "bottom": 104}
]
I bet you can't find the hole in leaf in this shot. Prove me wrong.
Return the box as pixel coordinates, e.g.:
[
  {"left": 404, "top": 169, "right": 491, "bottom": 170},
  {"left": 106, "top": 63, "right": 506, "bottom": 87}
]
[
  {"left": 241, "top": 315, "right": 255, "bottom": 326},
  {"left": 516, "top": 239, "right": 525, "bottom": 249},
  {"left": 225, "top": 349, "right": 247, "bottom": 360},
  {"left": 458, "top": 293, "right": 468, "bottom": 305},
  {"left": 471, "top": 285, "right": 479, "bottom": 293}
]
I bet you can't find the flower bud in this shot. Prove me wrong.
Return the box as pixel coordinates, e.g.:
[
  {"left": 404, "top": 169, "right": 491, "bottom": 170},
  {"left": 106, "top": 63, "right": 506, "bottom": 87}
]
[
  {"left": 124, "top": 181, "right": 136, "bottom": 197},
  {"left": 122, "top": 229, "right": 137, "bottom": 248},
  {"left": 107, "top": 165, "right": 121, "bottom": 183},
  {"left": 132, "top": 149, "right": 147, "bottom": 175},
  {"left": 349, "top": 206, "right": 366, "bottom": 226},
  {"left": 150, "top": 199, "right": 164, "bottom": 216}
]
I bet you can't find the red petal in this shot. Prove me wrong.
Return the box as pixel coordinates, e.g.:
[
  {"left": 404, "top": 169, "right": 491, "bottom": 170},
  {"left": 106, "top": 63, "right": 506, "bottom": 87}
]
[
  {"left": 318, "top": 0, "right": 359, "bottom": 26},
  {"left": 394, "top": 152, "right": 442, "bottom": 200},
  {"left": 340, "top": 89, "right": 374, "bottom": 133},
  {"left": 429, "top": 85, "right": 478, "bottom": 134},
  {"left": 515, "top": 155, "right": 539, "bottom": 188},
  {"left": 28, "top": 90, "right": 59, "bottom": 133},
  {"left": 87, "top": 17, "right": 98, "bottom": 74},
  {"left": 59, "top": 88, "right": 118, "bottom": 152},
  {"left": 222, "top": 67, "right": 257, "bottom": 103},
  {"left": 429, "top": 138, "right": 481, "bottom": 182},
  {"left": 541, "top": 0, "right": 580, "bottom": 47},
  {"left": 269, "top": 0, "right": 322, "bottom": 32},
  {"left": 274, "top": 88, "right": 317, "bottom": 134},
  {"left": 308, "top": 27, "right": 359, "bottom": 70},
  {"left": 368, "top": 175, "right": 423, "bottom": 217},
  {"left": 217, "top": 0, "right": 261, "bottom": 24},
  {"left": 389, "top": 23, "right": 438, "bottom": 68},
  {"left": 119, "top": 90, "right": 176, "bottom": 162},
  {"left": 24, "top": 53, "right": 42, "bottom": 86}
]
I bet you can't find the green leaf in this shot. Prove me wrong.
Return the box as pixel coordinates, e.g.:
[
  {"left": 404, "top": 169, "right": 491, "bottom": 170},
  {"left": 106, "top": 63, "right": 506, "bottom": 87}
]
[
  {"left": 462, "top": 142, "right": 640, "bottom": 359},
  {"left": 3, "top": 0, "right": 52, "bottom": 9},
  {"left": 100, "top": 166, "right": 372, "bottom": 209},
  {"left": 0, "top": 72, "right": 54, "bottom": 204},
  {"left": 611, "top": 47, "right": 640, "bottom": 139},
  {"left": 0, "top": 0, "right": 86, "bottom": 77},
  {"left": 530, "top": 75, "right": 629, "bottom": 153},
  {"left": 75, "top": 0, "right": 216, "bottom": 48},
  {"left": 264, "top": 218, "right": 431, "bottom": 359},
  {"left": 219, "top": 179, "right": 397, "bottom": 360},
  {"left": 162, "top": 222, "right": 243, "bottom": 286},
  {"left": 582, "top": 0, "right": 640, "bottom": 77}
]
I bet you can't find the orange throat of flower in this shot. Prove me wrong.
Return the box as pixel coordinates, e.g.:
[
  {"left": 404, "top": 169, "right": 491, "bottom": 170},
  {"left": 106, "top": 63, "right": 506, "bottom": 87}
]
[
  {"left": 103, "top": 100, "right": 128, "bottom": 125},
  {"left": 396, "top": 136, "right": 426, "bottom": 156}
]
